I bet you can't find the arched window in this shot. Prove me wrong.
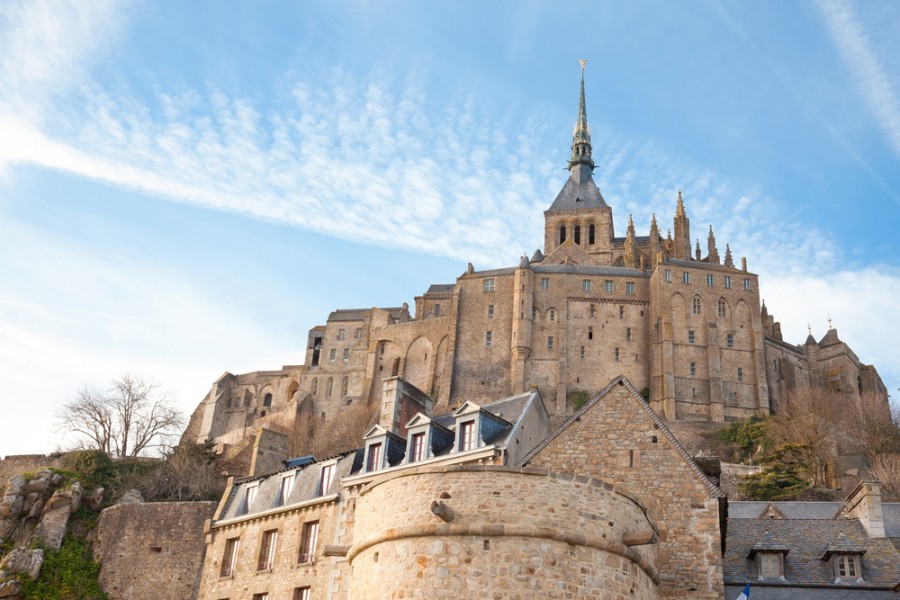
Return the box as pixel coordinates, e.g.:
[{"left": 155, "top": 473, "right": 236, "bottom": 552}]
[
  {"left": 692, "top": 297, "right": 701, "bottom": 315},
  {"left": 588, "top": 224, "right": 595, "bottom": 245},
  {"left": 718, "top": 299, "right": 727, "bottom": 318},
  {"left": 326, "top": 377, "right": 334, "bottom": 397},
  {"left": 263, "top": 393, "right": 272, "bottom": 408},
  {"left": 434, "top": 304, "right": 441, "bottom": 317},
  {"left": 549, "top": 309, "right": 556, "bottom": 321},
  {"left": 574, "top": 225, "right": 581, "bottom": 245},
  {"left": 559, "top": 226, "right": 567, "bottom": 244},
  {"left": 341, "top": 376, "right": 349, "bottom": 397},
  {"left": 311, "top": 379, "right": 318, "bottom": 396}
]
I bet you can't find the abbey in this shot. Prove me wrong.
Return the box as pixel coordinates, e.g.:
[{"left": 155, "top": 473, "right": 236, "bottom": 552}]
[{"left": 186, "top": 66, "right": 885, "bottom": 448}]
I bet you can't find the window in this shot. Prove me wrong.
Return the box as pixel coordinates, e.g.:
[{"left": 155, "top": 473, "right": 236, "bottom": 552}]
[
  {"left": 311, "top": 379, "right": 318, "bottom": 396},
  {"left": 318, "top": 464, "right": 334, "bottom": 495},
  {"left": 604, "top": 280, "right": 614, "bottom": 293},
  {"left": 263, "top": 393, "right": 272, "bottom": 408},
  {"left": 690, "top": 362, "right": 696, "bottom": 376},
  {"left": 743, "top": 278, "right": 752, "bottom": 291},
  {"left": 574, "top": 225, "right": 581, "bottom": 244},
  {"left": 614, "top": 347, "right": 620, "bottom": 362},
  {"left": 724, "top": 275, "right": 732, "bottom": 289},
  {"left": 486, "top": 304, "right": 494, "bottom": 319},
  {"left": 257, "top": 529, "right": 277, "bottom": 571},
  {"left": 483, "top": 278, "right": 495, "bottom": 293},
  {"left": 559, "top": 225, "right": 566, "bottom": 243},
  {"left": 410, "top": 432, "right": 426, "bottom": 463},
  {"left": 692, "top": 297, "right": 701, "bottom": 314},
  {"left": 342, "top": 348, "right": 349, "bottom": 361},
  {"left": 626, "top": 282, "right": 635, "bottom": 295},
  {"left": 337, "top": 328, "right": 345, "bottom": 341},
  {"left": 540, "top": 277, "right": 549, "bottom": 289},
  {"left": 582, "top": 279, "right": 591, "bottom": 293},
  {"left": 547, "top": 336, "right": 554, "bottom": 350},
  {"left": 589, "top": 304, "right": 595, "bottom": 318},
  {"left": 706, "top": 274, "right": 714, "bottom": 286},
  {"left": 274, "top": 475, "right": 294, "bottom": 507},
  {"left": 682, "top": 272, "right": 690, "bottom": 284},
  {"left": 664, "top": 268, "right": 671, "bottom": 283},
  {"left": 221, "top": 538, "right": 239, "bottom": 577},
  {"left": 580, "top": 346, "right": 585, "bottom": 359},
  {"left": 588, "top": 224, "right": 595, "bottom": 244},
  {"left": 299, "top": 521, "right": 319, "bottom": 564},
  {"left": 626, "top": 328, "right": 632, "bottom": 342},
  {"left": 434, "top": 303, "right": 441, "bottom": 317},
  {"left": 688, "top": 330, "right": 695, "bottom": 344},
  {"left": 834, "top": 554, "right": 860, "bottom": 579},
  {"left": 328, "top": 349, "right": 336, "bottom": 362},
  {"left": 366, "top": 443, "right": 382, "bottom": 472},
  {"left": 294, "top": 588, "right": 311, "bottom": 600},
  {"left": 341, "top": 376, "right": 348, "bottom": 396},
  {"left": 737, "top": 367, "right": 743, "bottom": 382},
  {"left": 325, "top": 377, "right": 333, "bottom": 397},
  {"left": 355, "top": 327, "right": 362, "bottom": 339},
  {"left": 758, "top": 552, "right": 782, "bottom": 578},
  {"left": 619, "top": 305, "right": 624, "bottom": 319},
  {"left": 549, "top": 309, "right": 556, "bottom": 321},
  {"left": 718, "top": 299, "right": 726, "bottom": 317},
  {"left": 727, "top": 334, "right": 734, "bottom": 348},
  {"left": 588, "top": 326, "right": 593, "bottom": 340},
  {"left": 253, "top": 594, "right": 269, "bottom": 600},
  {"left": 459, "top": 420, "right": 475, "bottom": 451},
  {"left": 240, "top": 485, "right": 258, "bottom": 515},
  {"left": 485, "top": 331, "right": 492, "bottom": 347}
]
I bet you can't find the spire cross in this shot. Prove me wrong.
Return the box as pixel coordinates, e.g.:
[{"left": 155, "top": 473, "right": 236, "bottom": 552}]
[{"left": 827, "top": 314, "right": 832, "bottom": 329}]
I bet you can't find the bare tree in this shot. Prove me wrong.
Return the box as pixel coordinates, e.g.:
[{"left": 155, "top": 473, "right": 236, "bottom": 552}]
[
  {"left": 842, "top": 391, "right": 900, "bottom": 460},
  {"left": 57, "top": 374, "right": 184, "bottom": 458},
  {"left": 289, "top": 402, "right": 376, "bottom": 459}
]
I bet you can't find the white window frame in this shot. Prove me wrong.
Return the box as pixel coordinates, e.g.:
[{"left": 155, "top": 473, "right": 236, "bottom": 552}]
[
  {"left": 540, "top": 277, "right": 550, "bottom": 289},
  {"left": 318, "top": 462, "right": 335, "bottom": 495},
  {"left": 626, "top": 282, "right": 635, "bottom": 295},
  {"left": 604, "top": 280, "right": 614, "bottom": 293},
  {"left": 724, "top": 275, "right": 732, "bottom": 289},
  {"left": 299, "top": 520, "right": 319, "bottom": 564},
  {"left": 459, "top": 420, "right": 476, "bottom": 452},
  {"left": 483, "top": 278, "right": 495, "bottom": 293},
  {"left": 257, "top": 529, "right": 278, "bottom": 571},
  {"left": 582, "top": 279, "right": 591, "bottom": 293},
  {"left": 707, "top": 274, "right": 714, "bottom": 286},
  {"left": 221, "top": 537, "right": 240, "bottom": 577}
]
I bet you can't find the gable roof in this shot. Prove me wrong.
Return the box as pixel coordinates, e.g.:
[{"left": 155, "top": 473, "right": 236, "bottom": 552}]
[{"left": 518, "top": 375, "right": 724, "bottom": 498}]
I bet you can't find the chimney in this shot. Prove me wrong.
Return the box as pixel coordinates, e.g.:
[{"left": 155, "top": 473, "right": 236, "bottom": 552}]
[
  {"left": 380, "top": 377, "right": 433, "bottom": 436},
  {"left": 844, "top": 481, "right": 885, "bottom": 538}
]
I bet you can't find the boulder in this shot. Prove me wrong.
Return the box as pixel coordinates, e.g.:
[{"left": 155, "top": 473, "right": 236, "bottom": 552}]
[
  {"left": 0, "top": 578, "right": 21, "bottom": 598},
  {"left": 0, "top": 547, "right": 44, "bottom": 581},
  {"left": 117, "top": 489, "right": 144, "bottom": 505}
]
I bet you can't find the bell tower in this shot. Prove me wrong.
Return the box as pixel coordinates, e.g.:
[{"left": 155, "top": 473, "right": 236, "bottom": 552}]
[{"left": 543, "top": 60, "right": 614, "bottom": 265}]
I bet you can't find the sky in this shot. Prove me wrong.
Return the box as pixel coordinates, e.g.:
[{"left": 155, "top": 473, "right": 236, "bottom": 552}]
[{"left": 1, "top": 0, "right": 899, "bottom": 457}]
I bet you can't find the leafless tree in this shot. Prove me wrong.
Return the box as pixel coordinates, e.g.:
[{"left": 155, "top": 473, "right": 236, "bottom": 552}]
[
  {"left": 289, "top": 402, "right": 376, "bottom": 459},
  {"left": 151, "top": 442, "right": 225, "bottom": 501},
  {"left": 842, "top": 391, "right": 900, "bottom": 460},
  {"left": 57, "top": 374, "right": 184, "bottom": 458}
]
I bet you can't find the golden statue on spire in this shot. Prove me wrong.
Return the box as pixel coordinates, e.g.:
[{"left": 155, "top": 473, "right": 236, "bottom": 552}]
[{"left": 578, "top": 58, "right": 588, "bottom": 72}]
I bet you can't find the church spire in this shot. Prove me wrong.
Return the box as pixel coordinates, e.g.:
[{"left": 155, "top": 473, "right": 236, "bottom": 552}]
[{"left": 569, "top": 59, "right": 595, "bottom": 171}]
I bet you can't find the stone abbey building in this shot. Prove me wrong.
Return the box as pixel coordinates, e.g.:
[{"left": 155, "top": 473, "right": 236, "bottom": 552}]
[{"left": 186, "top": 66, "right": 885, "bottom": 450}]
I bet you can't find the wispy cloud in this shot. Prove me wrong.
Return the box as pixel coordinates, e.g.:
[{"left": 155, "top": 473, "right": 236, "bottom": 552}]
[{"left": 819, "top": 0, "right": 900, "bottom": 162}]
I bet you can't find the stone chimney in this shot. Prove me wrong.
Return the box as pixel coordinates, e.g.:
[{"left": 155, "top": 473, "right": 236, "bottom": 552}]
[
  {"left": 844, "top": 481, "right": 885, "bottom": 538},
  {"left": 380, "top": 377, "right": 433, "bottom": 437},
  {"left": 249, "top": 428, "right": 288, "bottom": 477}
]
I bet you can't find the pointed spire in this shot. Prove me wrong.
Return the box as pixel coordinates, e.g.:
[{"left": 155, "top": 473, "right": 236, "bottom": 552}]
[
  {"left": 648, "top": 213, "right": 660, "bottom": 269},
  {"left": 707, "top": 224, "right": 720, "bottom": 264},
  {"left": 627, "top": 214, "right": 636, "bottom": 235},
  {"left": 569, "top": 60, "right": 594, "bottom": 171},
  {"left": 695, "top": 239, "right": 702, "bottom": 260},
  {"left": 724, "top": 243, "right": 734, "bottom": 267},
  {"left": 676, "top": 191, "right": 686, "bottom": 217},
  {"left": 624, "top": 214, "right": 637, "bottom": 267},
  {"left": 650, "top": 213, "right": 659, "bottom": 235}
]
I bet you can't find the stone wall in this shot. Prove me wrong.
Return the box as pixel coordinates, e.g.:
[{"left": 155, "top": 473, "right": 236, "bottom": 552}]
[
  {"left": 95, "top": 501, "right": 216, "bottom": 600},
  {"left": 524, "top": 378, "right": 725, "bottom": 599},
  {"left": 348, "top": 464, "right": 659, "bottom": 600},
  {"left": 0, "top": 455, "right": 61, "bottom": 488}
]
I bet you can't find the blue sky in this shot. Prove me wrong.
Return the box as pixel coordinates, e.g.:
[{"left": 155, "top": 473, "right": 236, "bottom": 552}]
[{"left": 1, "top": 0, "right": 899, "bottom": 457}]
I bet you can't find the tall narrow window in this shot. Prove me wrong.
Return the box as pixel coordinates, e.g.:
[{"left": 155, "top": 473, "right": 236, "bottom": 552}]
[
  {"left": 294, "top": 588, "right": 311, "bottom": 600},
  {"left": 619, "top": 305, "right": 624, "bottom": 319},
  {"left": 559, "top": 226, "right": 567, "bottom": 244},
  {"left": 589, "top": 304, "right": 595, "bottom": 318},
  {"left": 682, "top": 272, "right": 691, "bottom": 284},
  {"left": 366, "top": 443, "right": 382, "bottom": 472},
  {"left": 582, "top": 279, "right": 591, "bottom": 293},
  {"left": 483, "top": 278, "right": 495, "bottom": 292},
  {"left": 688, "top": 330, "right": 695, "bottom": 344},
  {"left": 318, "top": 464, "right": 335, "bottom": 496},
  {"left": 434, "top": 303, "right": 441, "bottom": 317},
  {"left": 724, "top": 276, "right": 732, "bottom": 289},
  {"left": 326, "top": 377, "right": 333, "bottom": 397},
  {"left": 718, "top": 299, "right": 726, "bottom": 317},
  {"left": 459, "top": 420, "right": 475, "bottom": 451},
  {"left": 693, "top": 297, "right": 701, "bottom": 314},
  {"left": 547, "top": 336, "right": 554, "bottom": 350},
  {"left": 540, "top": 277, "right": 549, "bottom": 289},
  {"left": 574, "top": 225, "right": 581, "bottom": 244},
  {"left": 549, "top": 309, "right": 556, "bottom": 321},
  {"left": 588, "top": 224, "right": 595, "bottom": 244},
  {"left": 263, "top": 393, "right": 272, "bottom": 408},
  {"left": 486, "top": 304, "right": 494, "bottom": 319},
  {"left": 690, "top": 362, "right": 696, "bottom": 376},
  {"left": 615, "top": 347, "right": 620, "bottom": 362},
  {"left": 626, "top": 328, "right": 632, "bottom": 342},
  {"left": 605, "top": 280, "right": 614, "bottom": 293},
  {"left": 274, "top": 475, "right": 295, "bottom": 507},
  {"left": 580, "top": 346, "right": 585, "bottom": 359},
  {"left": 299, "top": 521, "right": 319, "bottom": 564},
  {"left": 588, "top": 326, "right": 593, "bottom": 340},
  {"left": 727, "top": 334, "right": 734, "bottom": 348},
  {"left": 410, "top": 432, "right": 426, "bottom": 463},
  {"left": 743, "top": 278, "right": 752, "bottom": 290},
  {"left": 737, "top": 367, "right": 743, "bottom": 382},
  {"left": 485, "top": 331, "right": 492, "bottom": 347},
  {"left": 342, "top": 348, "right": 349, "bottom": 361},
  {"left": 664, "top": 268, "right": 672, "bottom": 283},
  {"left": 221, "top": 538, "right": 239, "bottom": 577},
  {"left": 328, "top": 349, "right": 336, "bottom": 362},
  {"left": 337, "top": 328, "right": 345, "bottom": 341},
  {"left": 341, "top": 376, "right": 348, "bottom": 396},
  {"left": 707, "top": 274, "right": 714, "bottom": 286},
  {"left": 257, "top": 529, "right": 278, "bottom": 571},
  {"left": 626, "top": 282, "right": 635, "bottom": 295}
]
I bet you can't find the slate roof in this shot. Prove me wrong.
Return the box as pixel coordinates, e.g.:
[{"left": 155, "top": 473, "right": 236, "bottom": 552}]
[
  {"left": 430, "top": 390, "right": 536, "bottom": 450},
  {"left": 546, "top": 166, "right": 608, "bottom": 212},
  {"left": 327, "top": 307, "right": 404, "bottom": 322},
  {"left": 425, "top": 284, "right": 455, "bottom": 295},
  {"left": 884, "top": 503, "right": 900, "bottom": 541},
  {"left": 729, "top": 501, "right": 843, "bottom": 520},
  {"left": 724, "top": 519, "right": 900, "bottom": 589},
  {"left": 819, "top": 328, "right": 843, "bottom": 347},
  {"left": 531, "top": 263, "right": 647, "bottom": 277}
]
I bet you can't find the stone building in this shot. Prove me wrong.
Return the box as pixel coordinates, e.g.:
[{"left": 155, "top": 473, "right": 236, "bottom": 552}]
[{"left": 186, "top": 66, "right": 886, "bottom": 450}]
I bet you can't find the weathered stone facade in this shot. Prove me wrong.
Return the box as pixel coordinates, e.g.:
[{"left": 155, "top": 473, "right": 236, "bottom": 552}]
[{"left": 187, "top": 69, "right": 885, "bottom": 449}]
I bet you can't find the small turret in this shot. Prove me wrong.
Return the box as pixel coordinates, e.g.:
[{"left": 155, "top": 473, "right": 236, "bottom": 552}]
[
  {"left": 695, "top": 239, "right": 702, "bottom": 261},
  {"left": 625, "top": 214, "right": 637, "bottom": 267},
  {"left": 707, "top": 225, "right": 720, "bottom": 264},
  {"left": 673, "top": 191, "right": 691, "bottom": 260},
  {"left": 648, "top": 213, "right": 660, "bottom": 268},
  {"left": 724, "top": 244, "right": 734, "bottom": 268}
]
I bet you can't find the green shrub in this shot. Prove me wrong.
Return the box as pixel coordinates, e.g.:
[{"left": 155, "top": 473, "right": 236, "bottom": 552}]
[
  {"left": 568, "top": 390, "right": 590, "bottom": 411},
  {"left": 738, "top": 465, "right": 808, "bottom": 501},
  {"left": 19, "top": 536, "right": 107, "bottom": 600}
]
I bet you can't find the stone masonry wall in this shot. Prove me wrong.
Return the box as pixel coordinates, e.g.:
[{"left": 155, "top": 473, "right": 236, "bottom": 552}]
[
  {"left": 95, "top": 501, "right": 216, "bottom": 600},
  {"left": 348, "top": 465, "right": 659, "bottom": 600},
  {"left": 526, "top": 379, "right": 724, "bottom": 599},
  {"left": 0, "top": 455, "right": 61, "bottom": 488}
]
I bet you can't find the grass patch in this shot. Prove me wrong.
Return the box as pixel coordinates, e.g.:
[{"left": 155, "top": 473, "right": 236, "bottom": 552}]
[{"left": 18, "top": 535, "right": 107, "bottom": 600}]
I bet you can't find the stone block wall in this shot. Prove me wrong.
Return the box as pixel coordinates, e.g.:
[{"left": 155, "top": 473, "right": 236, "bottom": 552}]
[
  {"left": 0, "top": 455, "right": 61, "bottom": 488},
  {"left": 348, "top": 465, "right": 659, "bottom": 599},
  {"left": 95, "top": 501, "right": 216, "bottom": 600}
]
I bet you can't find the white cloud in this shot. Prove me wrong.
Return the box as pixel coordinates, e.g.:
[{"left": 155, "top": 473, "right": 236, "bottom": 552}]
[{"left": 819, "top": 0, "right": 900, "bottom": 162}]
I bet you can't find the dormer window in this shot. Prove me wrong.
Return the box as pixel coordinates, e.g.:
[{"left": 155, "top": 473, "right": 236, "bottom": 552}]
[
  {"left": 239, "top": 484, "right": 258, "bottom": 515},
  {"left": 834, "top": 554, "right": 860, "bottom": 579},
  {"left": 459, "top": 420, "right": 476, "bottom": 452},
  {"left": 318, "top": 462, "right": 335, "bottom": 495},
  {"left": 274, "top": 473, "right": 295, "bottom": 507},
  {"left": 758, "top": 552, "right": 783, "bottom": 578},
  {"left": 367, "top": 442, "right": 383, "bottom": 472},
  {"left": 409, "top": 432, "right": 426, "bottom": 463},
  {"left": 820, "top": 532, "right": 866, "bottom": 581}
]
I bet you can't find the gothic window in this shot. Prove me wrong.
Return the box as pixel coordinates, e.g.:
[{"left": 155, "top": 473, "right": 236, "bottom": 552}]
[
  {"left": 574, "top": 225, "right": 581, "bottom": 244},
  {"left": 718, "top": 299, "right": 727, "bottom": 317},
  {"left": 559, "top": 226, "right": 567, "bottom": 244},
  {"left": 692, "top": 297, "right": 701, "bottom": 314},
  {"left": 483, "top": 278, "right": 495, "bottom": 293},
  {"left": 588, "top": 224, "right": 595, "bottom": 244},
  {"left": 263, "top": 393, "right": 272, "bottom": 408}
]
